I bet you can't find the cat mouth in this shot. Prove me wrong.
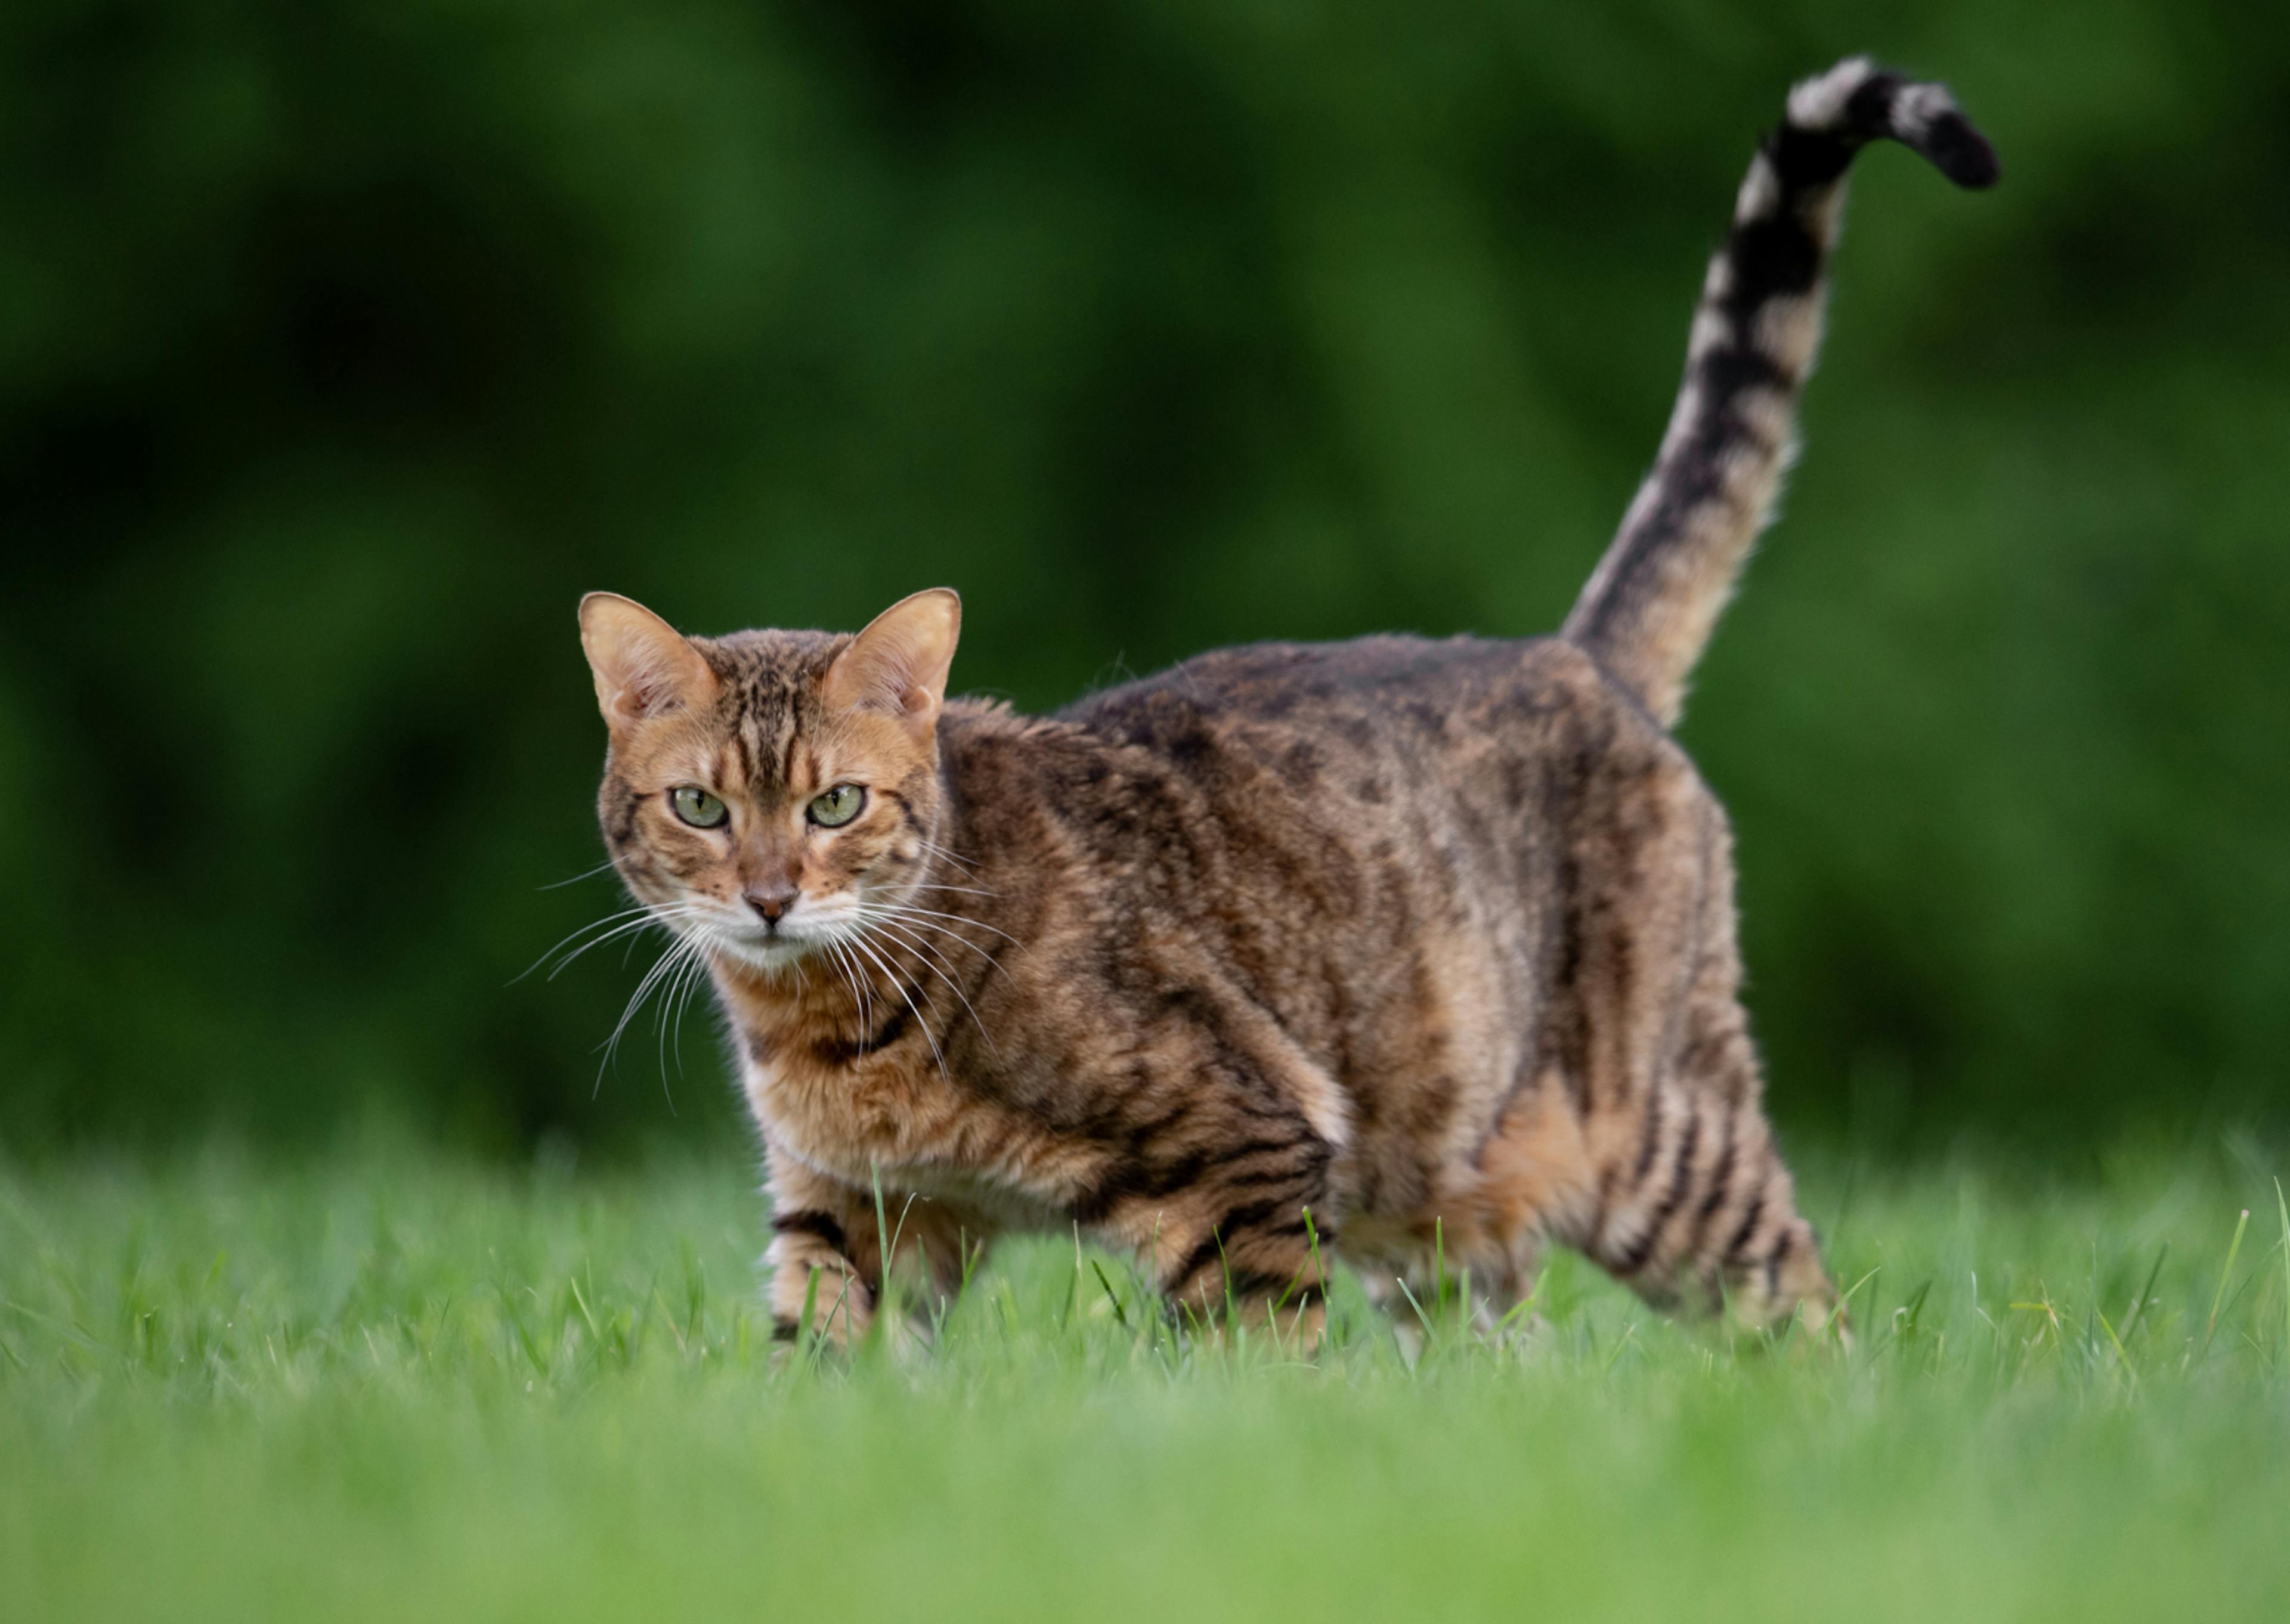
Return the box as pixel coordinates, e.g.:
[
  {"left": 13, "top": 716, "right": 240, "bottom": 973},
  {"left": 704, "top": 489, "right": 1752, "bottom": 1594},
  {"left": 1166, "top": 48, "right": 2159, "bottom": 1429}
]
[
  {"left": 714, "top": 929, "right": 819, "bottom": 971},
  {"left": 728, "top": 921, "right": 810, "bottom": 947},
  {"left": 701, "top": 906, "right": 864, "bottom": 968},
  {"left": 723, "top": 914, "right": 858, "bottom": 954}
]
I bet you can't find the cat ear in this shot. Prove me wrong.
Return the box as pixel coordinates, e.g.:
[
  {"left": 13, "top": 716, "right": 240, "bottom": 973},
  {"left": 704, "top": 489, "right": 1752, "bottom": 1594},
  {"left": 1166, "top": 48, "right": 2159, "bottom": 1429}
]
[
  {"left": 578, "top": 593, "right": 717, "bottom": 729},
  {"left": 824, "top": 588, "right": 961, "bottom": 733}
]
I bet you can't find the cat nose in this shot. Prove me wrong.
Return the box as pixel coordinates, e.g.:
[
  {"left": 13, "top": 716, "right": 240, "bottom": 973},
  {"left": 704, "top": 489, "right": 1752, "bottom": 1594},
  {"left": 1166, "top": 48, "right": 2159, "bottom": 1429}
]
[{"left": 744, "top": 884, "right": 799, "bottom": 925}]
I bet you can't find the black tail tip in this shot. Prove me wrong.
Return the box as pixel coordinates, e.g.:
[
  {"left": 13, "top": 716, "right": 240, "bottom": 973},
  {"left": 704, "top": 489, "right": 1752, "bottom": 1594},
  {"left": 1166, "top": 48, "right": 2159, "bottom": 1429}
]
[{"left": 1923, "top": 110, "right": 2001, "bottom": 190}]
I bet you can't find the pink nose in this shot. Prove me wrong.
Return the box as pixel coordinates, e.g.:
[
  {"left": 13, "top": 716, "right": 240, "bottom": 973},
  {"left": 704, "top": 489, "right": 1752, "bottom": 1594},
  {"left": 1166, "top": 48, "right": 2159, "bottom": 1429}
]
[{"left": 744, "top": 885, "right": 798, "bottom": 924}]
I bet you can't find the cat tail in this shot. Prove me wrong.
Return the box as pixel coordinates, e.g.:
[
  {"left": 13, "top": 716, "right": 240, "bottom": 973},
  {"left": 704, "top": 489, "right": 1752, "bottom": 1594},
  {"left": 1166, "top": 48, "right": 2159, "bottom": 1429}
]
[{"left": 1561, "top": 57, "right": 1997, "bottom": 727}]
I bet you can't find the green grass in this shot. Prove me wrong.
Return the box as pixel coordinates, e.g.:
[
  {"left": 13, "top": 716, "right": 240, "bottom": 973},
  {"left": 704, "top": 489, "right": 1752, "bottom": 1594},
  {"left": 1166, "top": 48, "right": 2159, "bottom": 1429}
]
[{"left": 4, "top": 1139, "right": 2288, "bottom": 1623}]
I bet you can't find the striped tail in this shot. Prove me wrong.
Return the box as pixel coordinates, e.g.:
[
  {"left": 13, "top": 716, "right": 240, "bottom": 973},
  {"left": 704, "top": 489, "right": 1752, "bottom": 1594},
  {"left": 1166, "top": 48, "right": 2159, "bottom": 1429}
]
[{"left": 1563, "top": 58, "right": 1997, "bottom": 727}]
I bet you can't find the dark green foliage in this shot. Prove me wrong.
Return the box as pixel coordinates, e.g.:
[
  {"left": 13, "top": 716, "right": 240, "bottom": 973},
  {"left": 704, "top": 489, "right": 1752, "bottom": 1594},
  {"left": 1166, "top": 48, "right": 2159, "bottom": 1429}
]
[{"left": 2, "top": 0, "right": 2284, "bottom": 1150}]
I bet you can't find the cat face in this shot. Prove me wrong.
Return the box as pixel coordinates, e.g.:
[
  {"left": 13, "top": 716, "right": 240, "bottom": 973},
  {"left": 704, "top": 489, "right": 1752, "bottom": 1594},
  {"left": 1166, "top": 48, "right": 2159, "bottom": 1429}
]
[{"left": 580, "top": 589, "right": 960, "bottom": 974}]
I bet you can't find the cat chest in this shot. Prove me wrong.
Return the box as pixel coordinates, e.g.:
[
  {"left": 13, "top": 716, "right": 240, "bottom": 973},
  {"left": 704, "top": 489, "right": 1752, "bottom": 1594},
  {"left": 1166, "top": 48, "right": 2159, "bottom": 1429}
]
[{"left": 740, "top": 1045, "right": 1075, "bottom": 1210}]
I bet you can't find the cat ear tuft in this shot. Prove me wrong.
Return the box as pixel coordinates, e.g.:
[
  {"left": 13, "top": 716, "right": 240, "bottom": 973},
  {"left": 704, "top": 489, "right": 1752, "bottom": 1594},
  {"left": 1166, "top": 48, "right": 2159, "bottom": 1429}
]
[
  {"left": 579, "top": 593, "right": 716, "bottom": 729},
  {"left": 824, "top": 588, "right": 961, "bottom": 733}
]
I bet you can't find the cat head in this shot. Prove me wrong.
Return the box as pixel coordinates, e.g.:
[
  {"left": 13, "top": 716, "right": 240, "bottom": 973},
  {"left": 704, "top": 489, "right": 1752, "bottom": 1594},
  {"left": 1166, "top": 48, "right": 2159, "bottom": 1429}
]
[{"left": 578, "top": 588, "right": 960, "bottom": 974}]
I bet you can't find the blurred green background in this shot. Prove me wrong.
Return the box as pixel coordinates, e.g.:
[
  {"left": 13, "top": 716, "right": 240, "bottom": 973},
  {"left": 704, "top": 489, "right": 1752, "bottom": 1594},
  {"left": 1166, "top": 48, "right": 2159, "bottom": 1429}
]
[{"left": 2, "top": 0, "right": 2283, "bottom": 1157}]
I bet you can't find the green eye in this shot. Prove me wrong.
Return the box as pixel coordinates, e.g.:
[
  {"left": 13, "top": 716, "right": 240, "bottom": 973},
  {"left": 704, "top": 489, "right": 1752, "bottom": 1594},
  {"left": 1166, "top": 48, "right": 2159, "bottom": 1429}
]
[
  {"left": 670, "top": 786, "right": 727, "bottom": 829},
  {"left": 807, "top": 784, "right": 865, "bottom": 828}
]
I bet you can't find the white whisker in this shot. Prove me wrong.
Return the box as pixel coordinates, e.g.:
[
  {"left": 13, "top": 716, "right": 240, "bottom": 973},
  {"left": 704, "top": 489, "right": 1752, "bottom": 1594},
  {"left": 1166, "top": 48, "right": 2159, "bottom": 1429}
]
[
  {"left": 595, "top": 937, "right": 691, "bottom": 1095},
  {"left": 825, "top": 939, "right": 871, "bottom": 1041},
  {"left": 917, "top": 838, "right": 981, "bottom": 877},
  {"left": 654, "top": 939, "right": 717, "bottom": 1109},
  {"left": 855, "top": 912, "right": 1005, "bottom": 971},
  {"left": 539, "top": 854, "right": 632, "bottom": 891},
  {"left": 854, "top": 904, "right": 1005, "bottom": 983},
  {"left": 857, "top": 915, "right": 1001, "bottom": 1060},
  {"left": 843, "top": 929, "right": 948, "bottom": 1080},
  {"left": 866, "top": 901, "right": 1022, "bottom": 949},
  {"left": 512, "top": 902, "right": 667, "bottom": 983},
  {"left": 541, "top": 905, "right": 717, "bottom": 981}
]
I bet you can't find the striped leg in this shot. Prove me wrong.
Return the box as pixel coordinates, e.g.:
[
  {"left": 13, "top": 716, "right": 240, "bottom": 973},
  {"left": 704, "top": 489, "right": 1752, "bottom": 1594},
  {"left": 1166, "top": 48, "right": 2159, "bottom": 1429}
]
[
  {"left": 763, "top": 1145, "right": 993, "bottom": 1347},
  {"left": 1162, "top": 1223, "right": 1330, "bottom": 1349},
  {"left": 1584, "top": 987, "right": 1836, "bottom": 1331},
  {"left": 1149, "top": 1155, "right": 1336, "bottom": 1350}
]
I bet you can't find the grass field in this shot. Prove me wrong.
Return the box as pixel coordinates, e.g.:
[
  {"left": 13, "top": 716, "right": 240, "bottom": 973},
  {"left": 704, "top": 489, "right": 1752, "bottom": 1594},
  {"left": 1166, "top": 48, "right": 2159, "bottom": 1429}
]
[{"left": 4, "top": 1137, "right": 2287, "bottom": 1622}]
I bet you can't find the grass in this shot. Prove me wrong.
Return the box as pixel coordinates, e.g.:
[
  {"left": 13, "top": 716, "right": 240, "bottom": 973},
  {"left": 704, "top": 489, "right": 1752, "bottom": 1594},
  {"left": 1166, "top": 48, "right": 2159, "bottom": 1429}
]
[{"left": 4, "top": 1136, "right": 2288, "bottom": 1623}]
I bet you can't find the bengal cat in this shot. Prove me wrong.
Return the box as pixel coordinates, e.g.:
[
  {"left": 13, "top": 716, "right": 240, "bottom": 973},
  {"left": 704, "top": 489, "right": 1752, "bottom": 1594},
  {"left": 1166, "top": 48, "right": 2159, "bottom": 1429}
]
[{"left": 575, "top": 57, "right": 1996, "bottom": 1346}]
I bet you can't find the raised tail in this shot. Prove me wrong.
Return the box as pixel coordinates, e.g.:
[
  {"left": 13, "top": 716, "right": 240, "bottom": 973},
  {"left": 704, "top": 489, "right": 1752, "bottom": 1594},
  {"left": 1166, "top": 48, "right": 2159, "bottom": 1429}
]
[{"left": 1562, "top": 57, "right": 1997, "bottom": 727}]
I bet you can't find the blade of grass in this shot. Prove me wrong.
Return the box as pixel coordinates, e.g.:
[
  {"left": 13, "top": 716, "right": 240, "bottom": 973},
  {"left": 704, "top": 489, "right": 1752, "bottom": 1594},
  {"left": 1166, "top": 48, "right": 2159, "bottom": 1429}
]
[
  {"left": 2119, "top": 1244, "right": 2167, "bottom": 1346},
  {"left": 2094, "top": 1306, "right": 2136, "bottom": 1390},
  {"left": 869, "top": 1166, "right": 896, "bottom": 1343},
  {"left": 795, "top": 1267, "right": 820, "bottom": 1362},
  {"left": 1392, "top": 1275, "right": 1435, "bottom": 1341},
  {"left": 2276, "top": 1178, "right": 2290, "bottom": 1368},
  {"left": 1301, "top": 1206, "right": 1329, "bottom": 1345},
  {"left": 2201, "top": 1209, "right": 2251, "bottom": 1362},
  {"left": 1494, "top": 1259, "right": 1550, "bottom": 1339},
  {"left": 568, "top": 1274, "right": 602, "bottom": 1343},
  {"left": 1089, "top": 1260, "right": 1130, "bottom": 1330}
]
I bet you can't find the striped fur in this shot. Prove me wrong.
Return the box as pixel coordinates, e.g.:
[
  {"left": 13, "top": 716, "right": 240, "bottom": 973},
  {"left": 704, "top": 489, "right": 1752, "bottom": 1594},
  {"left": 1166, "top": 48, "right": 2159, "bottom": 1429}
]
[
  {"left": 1565, "top": 57, "right": 1997, "bottom": 727},
  {"left": 575, "top": 58, "right": 1996, "bottom": 1353}
]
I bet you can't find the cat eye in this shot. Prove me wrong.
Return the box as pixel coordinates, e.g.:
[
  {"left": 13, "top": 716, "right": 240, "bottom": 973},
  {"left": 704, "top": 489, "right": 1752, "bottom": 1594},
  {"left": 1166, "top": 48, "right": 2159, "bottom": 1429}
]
[
  {"left": 807, "top": 784, "right": 865, "bottom": 828},
  {"left": 669, "top": 786, "right": 728, "bottom": 829}
]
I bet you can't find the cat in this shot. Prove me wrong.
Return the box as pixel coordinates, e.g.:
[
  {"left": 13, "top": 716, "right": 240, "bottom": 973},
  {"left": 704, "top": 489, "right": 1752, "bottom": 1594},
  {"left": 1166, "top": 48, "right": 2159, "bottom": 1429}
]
[{"left": 576, "top": 56, "right": 1996, "bottom": 1346}]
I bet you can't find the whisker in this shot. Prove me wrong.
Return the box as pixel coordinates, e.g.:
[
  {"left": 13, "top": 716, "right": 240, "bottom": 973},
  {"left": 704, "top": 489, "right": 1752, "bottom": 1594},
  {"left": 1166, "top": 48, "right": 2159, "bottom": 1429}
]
[
  {"left": 825, "top": 939, "right": 871, "bottom": 1041},
  {"left": 917, "top": 838, "right": 981, "bottom": 876},
  {"left": 860, "top": 922, "right": 1016, "bottom": 969},
  {"left": 539, "top": 854, "right": 632, "bottom": 891},
  {"left": 843, "top": 930, "right": 948, "bottom": 1080},
  {"left": 555, "top": 917, "right": 717, "bottom": 982},
  {"left": 865, "top": 901, "right": 1022, "bottom": 949},
  {"left": 654, "top": 939, "right": 716, "bottom": 1109},
  {"left": 651, "top": 947, "right": 687, "bottom": 1108},
  {"left": 858, "top": 916, "right": 1001, "bottom": 1060},
  {"left": 833, "top": 941, "right": 867, "bottom": 1037},
  {"left": 849, "top": 929, "right": 943, "bottom": 1022},
  {"left": 852, "top": 905, "right": 1010, "bottom": 985},
  {"left": 857, "top": 912, "right": 965, "bottom": 984},
  {"left": 512, "top": 903, "right": 667, "bottom": 983},
  {"left": 542, "top": 906, "right": 717, "bottom": 981},
  {"left": 654, "top": 938, "right": 695, "bottom": 1043},
  {"left": 595, "top": 935, "right": 697, "bottom": 1095}
]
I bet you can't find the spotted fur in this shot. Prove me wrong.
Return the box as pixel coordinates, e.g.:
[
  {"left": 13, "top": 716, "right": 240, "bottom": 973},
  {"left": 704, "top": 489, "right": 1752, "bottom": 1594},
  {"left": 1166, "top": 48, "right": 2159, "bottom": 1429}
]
[{"left": 578, "top": 58, "right": 1995, "bottom": 1347}]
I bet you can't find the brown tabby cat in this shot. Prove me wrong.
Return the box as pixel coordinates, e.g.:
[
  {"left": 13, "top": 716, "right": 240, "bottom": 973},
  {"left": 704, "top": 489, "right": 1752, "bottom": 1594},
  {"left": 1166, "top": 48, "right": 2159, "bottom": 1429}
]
[{"left": 577, "top": 57, "right": 1995, "bottom": 1346}]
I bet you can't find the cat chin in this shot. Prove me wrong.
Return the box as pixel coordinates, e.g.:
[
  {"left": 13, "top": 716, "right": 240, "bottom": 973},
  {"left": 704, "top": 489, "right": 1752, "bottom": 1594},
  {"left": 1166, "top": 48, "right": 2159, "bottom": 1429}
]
[{"left": 711, "top": 933, "right": 829, "bottom": 977}]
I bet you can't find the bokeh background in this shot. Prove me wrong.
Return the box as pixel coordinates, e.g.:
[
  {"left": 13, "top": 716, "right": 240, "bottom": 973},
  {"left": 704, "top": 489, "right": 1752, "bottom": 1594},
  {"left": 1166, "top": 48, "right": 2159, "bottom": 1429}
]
[{"left": 3, "top": 0, "right": 2284, "bottom": 1158}]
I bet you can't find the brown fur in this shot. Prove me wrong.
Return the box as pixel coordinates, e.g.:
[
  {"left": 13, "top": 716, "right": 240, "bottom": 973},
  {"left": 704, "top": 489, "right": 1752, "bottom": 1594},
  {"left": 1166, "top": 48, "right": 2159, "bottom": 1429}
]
[
  {"left": 572, "top": 56, "right": 1999, "bottom": 1348},
  {"left": 583, "top": 617, "right": 1834, "bottom": 1345}
]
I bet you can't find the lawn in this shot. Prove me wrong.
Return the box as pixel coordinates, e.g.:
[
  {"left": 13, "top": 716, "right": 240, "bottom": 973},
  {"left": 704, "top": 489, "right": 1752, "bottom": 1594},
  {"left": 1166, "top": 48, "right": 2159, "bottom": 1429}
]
[{"left": 4, "top": 1137, "right": 2286, "bottom": 1622}]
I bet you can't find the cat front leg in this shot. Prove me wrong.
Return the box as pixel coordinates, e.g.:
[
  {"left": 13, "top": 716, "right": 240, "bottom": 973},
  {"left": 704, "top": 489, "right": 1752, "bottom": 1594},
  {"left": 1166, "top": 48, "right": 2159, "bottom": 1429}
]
[
  {"left": 1140, "top": 1152, "right": 1336, "bottom": 1352},
  {"left": 1159, "top": 1209, "right": 1330, "bottom": 1350},
  {"left": 763, "top": 1145, "right": 997, "bottom": 1349},
  {"left": 763, "top": 1157, "right": 880, "bottom": 1347}
]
